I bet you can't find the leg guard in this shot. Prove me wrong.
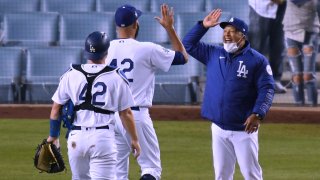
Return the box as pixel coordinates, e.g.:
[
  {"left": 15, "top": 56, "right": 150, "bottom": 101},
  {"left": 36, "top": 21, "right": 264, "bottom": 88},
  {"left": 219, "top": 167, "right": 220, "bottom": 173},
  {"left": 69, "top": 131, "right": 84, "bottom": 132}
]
[
  {"left": 140, "top": 174, "right": 156, "bottom": 180},
  {"left": 305, "top": 78, "right": 318, "bottom": 106}
]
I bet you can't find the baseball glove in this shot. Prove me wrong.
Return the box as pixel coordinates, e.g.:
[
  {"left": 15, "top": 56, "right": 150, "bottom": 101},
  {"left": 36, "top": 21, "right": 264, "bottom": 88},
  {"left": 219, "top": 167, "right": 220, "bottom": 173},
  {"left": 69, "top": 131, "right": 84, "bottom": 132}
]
[{"left": 34, "top": 139, "right": 66, "bottom": 173}]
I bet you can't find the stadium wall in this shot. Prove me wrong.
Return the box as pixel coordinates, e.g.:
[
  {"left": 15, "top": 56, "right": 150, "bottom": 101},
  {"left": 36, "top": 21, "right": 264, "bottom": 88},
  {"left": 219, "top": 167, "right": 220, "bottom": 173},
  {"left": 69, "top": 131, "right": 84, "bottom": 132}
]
[{"left": 0, "top": 104, "right": 319, "bottom": 123}]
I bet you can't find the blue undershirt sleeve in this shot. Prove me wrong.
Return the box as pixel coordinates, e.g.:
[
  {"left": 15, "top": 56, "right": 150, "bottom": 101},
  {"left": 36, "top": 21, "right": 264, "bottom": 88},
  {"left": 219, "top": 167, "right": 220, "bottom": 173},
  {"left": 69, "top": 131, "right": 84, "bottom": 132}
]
[{"left": 171, "top": 51, "right": 187, "bottom": 65}]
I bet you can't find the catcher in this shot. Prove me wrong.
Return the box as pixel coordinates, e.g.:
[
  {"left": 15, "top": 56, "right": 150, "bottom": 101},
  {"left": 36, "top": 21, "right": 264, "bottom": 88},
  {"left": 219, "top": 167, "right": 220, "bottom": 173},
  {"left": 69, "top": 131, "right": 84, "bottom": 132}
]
[
  {"left": 34, "top": 98, "right": 73, "bottom": 173},
  {"left": 36, "top": 31, "right": 140, "bottom": 179}
]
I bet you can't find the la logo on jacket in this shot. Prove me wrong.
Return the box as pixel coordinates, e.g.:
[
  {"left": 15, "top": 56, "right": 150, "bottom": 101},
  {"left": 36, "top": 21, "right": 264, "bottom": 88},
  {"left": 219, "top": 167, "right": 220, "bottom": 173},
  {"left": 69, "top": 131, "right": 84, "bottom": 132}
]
[{"left": 237, "top": 61, "right": 248, "bottom": 78}]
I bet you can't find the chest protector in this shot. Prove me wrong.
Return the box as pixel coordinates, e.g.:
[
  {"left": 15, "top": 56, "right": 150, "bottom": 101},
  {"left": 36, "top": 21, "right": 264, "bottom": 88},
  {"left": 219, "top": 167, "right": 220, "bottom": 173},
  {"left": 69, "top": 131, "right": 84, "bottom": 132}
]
[{"left": 72, "top": 64, "right": 115, "bottom": 115}]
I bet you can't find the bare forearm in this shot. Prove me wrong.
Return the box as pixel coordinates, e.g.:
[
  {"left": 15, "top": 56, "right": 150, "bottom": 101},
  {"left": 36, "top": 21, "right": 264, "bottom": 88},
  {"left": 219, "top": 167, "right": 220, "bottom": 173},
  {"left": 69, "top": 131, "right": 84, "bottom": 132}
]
[
  {"left": 50, "top": 102, "right": 62, "bottom": 120},
  {"left": 119, "top": 109, "right": 138, "bottom": 141},
  {"left": 166, "top": 27, "right": 189, "bottom": 62}
]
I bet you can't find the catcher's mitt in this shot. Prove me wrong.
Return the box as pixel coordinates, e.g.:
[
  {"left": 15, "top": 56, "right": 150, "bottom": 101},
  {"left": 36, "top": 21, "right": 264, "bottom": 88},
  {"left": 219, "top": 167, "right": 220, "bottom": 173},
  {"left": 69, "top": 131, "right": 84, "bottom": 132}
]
[{"left": 34, "top": 139, "right": 66, "bottom": 173}]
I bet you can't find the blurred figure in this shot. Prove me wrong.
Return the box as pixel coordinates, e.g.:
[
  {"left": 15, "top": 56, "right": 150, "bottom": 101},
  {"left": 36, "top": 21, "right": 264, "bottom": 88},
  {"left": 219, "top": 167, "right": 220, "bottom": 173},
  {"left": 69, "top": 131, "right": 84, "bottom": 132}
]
[
  {"left": 248, "top": 0, "right": 287, "bottom": 93},
  {"left": 283, "top": 0, "right": 320, "bottom": 106}
]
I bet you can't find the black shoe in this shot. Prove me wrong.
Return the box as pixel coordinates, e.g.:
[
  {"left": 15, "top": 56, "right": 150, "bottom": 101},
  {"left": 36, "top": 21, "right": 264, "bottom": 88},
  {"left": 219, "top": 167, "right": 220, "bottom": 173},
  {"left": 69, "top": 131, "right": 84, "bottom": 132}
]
[
  {"left": 274, "top": 81, "right": 287, "bottom": 94},
  {"left": 140, "top": 174, "right": 156, "bottom": 180}
]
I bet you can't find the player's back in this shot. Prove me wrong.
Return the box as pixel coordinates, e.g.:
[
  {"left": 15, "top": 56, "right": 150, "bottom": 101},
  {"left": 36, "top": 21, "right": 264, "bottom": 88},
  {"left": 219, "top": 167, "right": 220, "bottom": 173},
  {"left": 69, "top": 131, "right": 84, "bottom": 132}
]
[
  {"left": 53, "top": 64, "right": 133, "bottom": 127},
  {"left": 106, "top": 38, "right": 175, "bottom": 107}
]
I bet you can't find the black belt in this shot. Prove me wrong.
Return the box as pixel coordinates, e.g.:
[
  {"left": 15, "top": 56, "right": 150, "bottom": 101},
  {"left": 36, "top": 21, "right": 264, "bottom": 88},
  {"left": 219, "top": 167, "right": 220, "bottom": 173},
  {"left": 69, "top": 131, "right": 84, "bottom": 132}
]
[
  {"left": 131, "top": 106, "right": 140, "bottom": 111},
  {"left": 71, "top": 125, "right": 109, "bottom": 130}
]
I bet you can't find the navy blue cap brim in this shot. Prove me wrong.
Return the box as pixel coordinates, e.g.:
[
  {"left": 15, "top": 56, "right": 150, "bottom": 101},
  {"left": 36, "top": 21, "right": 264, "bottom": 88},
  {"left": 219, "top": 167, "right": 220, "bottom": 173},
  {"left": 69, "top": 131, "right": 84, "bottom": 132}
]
[
  {"left": 219, "top": 21, "right": 247, "bottom": 35},
  {"left": 83, "top": 51, "right": 108, "bottom": 61},
  {"left": 219, "top": 22, "right": 233, "bottom": 29}
]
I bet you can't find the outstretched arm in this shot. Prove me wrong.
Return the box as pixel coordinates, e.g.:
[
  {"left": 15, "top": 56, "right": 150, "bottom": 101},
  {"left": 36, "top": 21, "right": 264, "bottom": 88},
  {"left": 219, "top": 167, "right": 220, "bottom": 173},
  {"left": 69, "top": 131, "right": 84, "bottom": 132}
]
[
  {"left": 119, "top": 108, "right": 141, "bottom": 159},
  {"left": 182, "top": 9, "right": 222, "bottom": 65},
  {"left": 155, "top": 4, "right": 188, "bottom": 63}
]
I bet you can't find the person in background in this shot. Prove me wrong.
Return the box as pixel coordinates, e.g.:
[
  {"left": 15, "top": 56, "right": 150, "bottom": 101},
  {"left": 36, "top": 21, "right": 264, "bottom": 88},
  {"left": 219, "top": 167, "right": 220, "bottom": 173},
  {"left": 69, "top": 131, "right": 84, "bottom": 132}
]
[
  {"left": 248, "top": 0, "right": 287, "bottom": 93},
  {"left": 283, "top": 0, "right": 320, "bottom": 106}
]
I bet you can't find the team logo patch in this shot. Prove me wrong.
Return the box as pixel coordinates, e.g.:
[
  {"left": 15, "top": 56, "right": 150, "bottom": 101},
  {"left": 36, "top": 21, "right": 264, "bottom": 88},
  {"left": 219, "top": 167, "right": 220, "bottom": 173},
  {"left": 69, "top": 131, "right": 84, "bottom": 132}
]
[
  {"left": 162, "top": 47, "right": 169, "bottom": 54},
  {"left": 237, "top": 61, "right": 248, "bottom": 78},
  {"left": 229, "top": 17, "right": 234, "bottom": 22},
  {"left": 72, "top": 141, "right": 76, "bottom": 149},
  {"left": 90, "top": 44, "right": 95, "bottom": 52},
  {"left": 266, "top": 65, "right": 273, "bottom": 76}
]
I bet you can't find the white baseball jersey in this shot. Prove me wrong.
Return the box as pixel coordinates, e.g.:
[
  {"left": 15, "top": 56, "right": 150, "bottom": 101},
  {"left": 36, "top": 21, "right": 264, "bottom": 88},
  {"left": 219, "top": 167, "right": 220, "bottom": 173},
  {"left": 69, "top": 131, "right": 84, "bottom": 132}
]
[
  {"left": 52, "top": 64, "right": 135, "bottom": 127},
  {"left": 105, "top": 39, "right": 175, "bottom": 107}
]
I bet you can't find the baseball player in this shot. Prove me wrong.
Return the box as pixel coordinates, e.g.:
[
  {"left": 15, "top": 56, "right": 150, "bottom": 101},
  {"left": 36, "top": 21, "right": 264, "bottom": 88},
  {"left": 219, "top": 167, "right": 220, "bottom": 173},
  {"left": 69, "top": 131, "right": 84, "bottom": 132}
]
[
  {"left": 183, "top": 10, "right": 274, "bottom": 179},
  {"left": 105, "top": 4, "right": 188, "bottom": 180},
  {"left": 47, "top": 31, "right": 141, "bottom": 179}
]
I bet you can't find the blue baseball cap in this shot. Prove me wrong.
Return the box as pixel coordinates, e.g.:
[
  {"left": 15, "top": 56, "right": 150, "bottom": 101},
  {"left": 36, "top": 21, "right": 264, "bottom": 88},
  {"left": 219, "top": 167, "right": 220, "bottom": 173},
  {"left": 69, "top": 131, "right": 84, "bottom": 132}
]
[
  {"left": 220, "top": 17, "right": 248, "bottom": 36},
  {"left": 115, "top": 4, "right": 142, "bottom": 27},
  {"left": 84, "top": 31, "right": 110, "bottom": 61}
]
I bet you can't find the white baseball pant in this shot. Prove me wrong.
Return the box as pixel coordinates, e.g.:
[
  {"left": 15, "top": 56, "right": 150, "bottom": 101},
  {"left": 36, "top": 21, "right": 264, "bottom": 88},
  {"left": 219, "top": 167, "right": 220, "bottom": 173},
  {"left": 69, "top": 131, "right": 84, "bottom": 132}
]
[
  {"left": 115, "top": 108, "right": 162, "bottom": 180},
  {"left": 67, "top": 125, "right": 117, "bottom": 180},
  {"left": 211, "top": 123, "right": 263, "bottom": 180}
]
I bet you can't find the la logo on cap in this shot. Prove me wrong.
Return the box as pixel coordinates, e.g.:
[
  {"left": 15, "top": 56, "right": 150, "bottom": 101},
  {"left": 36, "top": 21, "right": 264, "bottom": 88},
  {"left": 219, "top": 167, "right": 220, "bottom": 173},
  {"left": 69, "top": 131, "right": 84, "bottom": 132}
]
[
  {"left": 90, "top": 44, "right": 95, "bottom": 52},
  {"left": 229, "top": 18, "right": 234, "bottom": 22}
]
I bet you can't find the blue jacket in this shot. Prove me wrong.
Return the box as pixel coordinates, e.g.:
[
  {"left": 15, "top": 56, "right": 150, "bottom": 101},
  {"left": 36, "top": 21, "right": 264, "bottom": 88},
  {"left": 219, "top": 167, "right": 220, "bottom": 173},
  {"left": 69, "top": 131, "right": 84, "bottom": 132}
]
[{"left": 183, "top": 22, "right": 275, "bottom": 131}]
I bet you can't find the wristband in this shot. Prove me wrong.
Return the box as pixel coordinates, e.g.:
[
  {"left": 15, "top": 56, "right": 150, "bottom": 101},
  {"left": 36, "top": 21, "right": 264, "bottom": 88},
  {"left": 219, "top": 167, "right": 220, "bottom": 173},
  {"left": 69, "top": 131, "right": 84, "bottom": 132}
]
[{"left": 50, "top": 119, "right": 61, "bottom": 137}]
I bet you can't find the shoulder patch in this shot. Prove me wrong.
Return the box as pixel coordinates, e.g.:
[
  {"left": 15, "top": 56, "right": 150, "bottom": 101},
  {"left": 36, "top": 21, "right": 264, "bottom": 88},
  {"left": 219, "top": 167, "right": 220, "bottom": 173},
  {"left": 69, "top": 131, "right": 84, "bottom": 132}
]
[
  {"left": 162, "top": 47, "right": 170, "bottom": 54},
  {"left": 116, "top": 68, "right": 129, "bottom": 85},
  {"left": 266, "top": 65, "right": 273, "bottom": 76}
]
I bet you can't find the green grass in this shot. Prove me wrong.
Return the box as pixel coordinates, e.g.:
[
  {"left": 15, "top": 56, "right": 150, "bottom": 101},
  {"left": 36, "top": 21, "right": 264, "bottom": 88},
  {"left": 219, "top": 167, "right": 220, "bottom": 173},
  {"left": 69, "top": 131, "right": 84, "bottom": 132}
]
[{"left": 0, "top": 119, "right": 320, "bottom": 180}]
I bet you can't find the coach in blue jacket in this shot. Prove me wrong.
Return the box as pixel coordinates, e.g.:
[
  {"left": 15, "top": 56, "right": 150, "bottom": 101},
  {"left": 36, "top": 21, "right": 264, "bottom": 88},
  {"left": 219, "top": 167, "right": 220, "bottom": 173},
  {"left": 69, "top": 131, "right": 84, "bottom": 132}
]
[{"left": 183, "top": 9, "right": 274, "bottom": 180}]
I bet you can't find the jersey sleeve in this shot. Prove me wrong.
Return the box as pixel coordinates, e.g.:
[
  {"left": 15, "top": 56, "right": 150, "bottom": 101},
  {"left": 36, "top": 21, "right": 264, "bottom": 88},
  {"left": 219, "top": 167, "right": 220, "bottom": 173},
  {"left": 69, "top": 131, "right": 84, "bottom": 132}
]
[
  {"left": 116, "top": 76, "right": 135, "bottom": 111},
  {"left": 252, "top": 56, "right": 275, "bottom": 118},
  {"left": 51, "top": 72, "right": 70, "bottom": 105},
  {"left": 150, "top": 43, "right": 175, "bottom": 72}
]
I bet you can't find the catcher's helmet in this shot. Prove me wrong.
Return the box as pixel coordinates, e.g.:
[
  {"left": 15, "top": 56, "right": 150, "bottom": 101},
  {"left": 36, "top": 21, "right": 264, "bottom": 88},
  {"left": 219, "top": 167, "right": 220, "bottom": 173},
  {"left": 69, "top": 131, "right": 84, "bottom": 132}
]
[{"left": 84, "top": 31, "right": 110, "bottom": 61}]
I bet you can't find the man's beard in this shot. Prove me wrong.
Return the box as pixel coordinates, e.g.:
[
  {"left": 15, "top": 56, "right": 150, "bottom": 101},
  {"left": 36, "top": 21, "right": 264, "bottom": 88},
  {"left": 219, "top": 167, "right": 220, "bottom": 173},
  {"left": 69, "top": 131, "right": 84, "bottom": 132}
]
[{"left": 135, "top": 24, "right": 139, "bottom": 39}]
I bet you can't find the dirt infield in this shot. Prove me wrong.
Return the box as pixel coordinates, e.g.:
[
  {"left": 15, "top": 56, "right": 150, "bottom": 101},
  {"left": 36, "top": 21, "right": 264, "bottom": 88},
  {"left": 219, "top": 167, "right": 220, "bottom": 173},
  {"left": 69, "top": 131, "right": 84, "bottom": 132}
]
[{"left": 0, "top": 104, "right": 319, "bottom": 123}]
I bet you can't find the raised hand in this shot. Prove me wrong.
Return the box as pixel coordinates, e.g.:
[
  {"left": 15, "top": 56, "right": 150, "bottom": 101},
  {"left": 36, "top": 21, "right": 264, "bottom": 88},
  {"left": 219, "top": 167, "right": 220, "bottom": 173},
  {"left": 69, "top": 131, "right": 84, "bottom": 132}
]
[
  {"left": 203, "top": 9, "right": 222, "bottom": 28},
  {"left": 154, "top": 4, "right": 174, "bottom": 30}
]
